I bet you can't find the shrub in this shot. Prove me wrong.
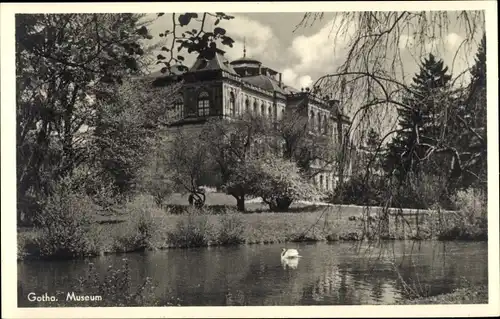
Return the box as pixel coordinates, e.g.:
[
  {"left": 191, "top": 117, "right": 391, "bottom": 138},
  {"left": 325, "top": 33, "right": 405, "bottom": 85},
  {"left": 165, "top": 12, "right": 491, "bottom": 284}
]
[
  {"left": 217, "top": 210, "right": 245, "bottom": 245},
  {"left": 331, "top": 174, "right": 387, "bottom": 206},
  {"left": 73, "top": 259, "right": 178, "bottom": 306},
  {"left": 34, "top": 183, "right": 101, "bottom": 259},
  {"left": 167, "top": 207, "right": 214, "bottom": 247},
  {"left": 428, "top": 188, "right": 488, "bottom": 240},
  {"left": 113, "top": 195, "right": 161, "bottom": 252}
]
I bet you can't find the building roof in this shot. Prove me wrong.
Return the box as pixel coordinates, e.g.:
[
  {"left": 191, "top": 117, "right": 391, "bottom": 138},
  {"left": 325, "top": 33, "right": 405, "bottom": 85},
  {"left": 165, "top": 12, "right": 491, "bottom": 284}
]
[
  {"left": 241, "top": 74, "right": 294, "bottom": 95},
  {"left": 189, "top": 52, "right": 238, "bottom": 75},
  {"left": 230, "top": 56, "right": 262, "bottom": 67}
]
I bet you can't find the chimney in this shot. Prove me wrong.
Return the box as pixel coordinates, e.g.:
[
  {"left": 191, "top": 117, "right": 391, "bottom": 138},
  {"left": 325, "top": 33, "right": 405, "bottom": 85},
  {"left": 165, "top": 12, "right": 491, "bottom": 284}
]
[{"left": 279, "top": 73, "right": 282, "bottom": 87}]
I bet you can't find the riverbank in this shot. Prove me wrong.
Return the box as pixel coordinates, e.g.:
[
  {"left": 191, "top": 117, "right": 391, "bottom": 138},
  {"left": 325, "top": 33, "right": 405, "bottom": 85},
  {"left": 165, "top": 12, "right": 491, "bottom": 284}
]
[
  {"left": 395, "top": 285, "right": 488, "bottom": 304},
  {"left": 17, "top": 199, "right": 487, "bottom": 261}
]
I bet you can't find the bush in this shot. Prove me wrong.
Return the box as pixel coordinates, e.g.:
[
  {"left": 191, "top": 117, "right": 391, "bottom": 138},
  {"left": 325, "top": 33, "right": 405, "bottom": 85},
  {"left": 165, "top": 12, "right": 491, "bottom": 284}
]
[
  {"left": 427, "top": 188, "right": 488, "bottom": 241},
  {"left": 217, "top": 210, "right": 245, "bottom": 245},
  {"left": 167, "top": 207, "right": 214, "bottom": 247},
  {"left": 34, "top": 183, "right": 101, "bottom": 259},
  {"left": 331, "top": 174, "right": 387, "bottom": 206},
  {"left": 73, "top": 259, "right": 179, "bottom": 306},
  {"left": 113, "top": 195, "right": 161, "bottom": 252}
]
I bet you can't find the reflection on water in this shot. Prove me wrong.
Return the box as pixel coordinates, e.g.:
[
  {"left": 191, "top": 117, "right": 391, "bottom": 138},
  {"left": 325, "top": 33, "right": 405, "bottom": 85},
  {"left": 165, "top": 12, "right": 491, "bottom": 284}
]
[
  {"left": 281, "top": 257, "right": 300, "bottom": 270},
  {"left": 18, "top": 241, "right": 488, "bottom": 306}
]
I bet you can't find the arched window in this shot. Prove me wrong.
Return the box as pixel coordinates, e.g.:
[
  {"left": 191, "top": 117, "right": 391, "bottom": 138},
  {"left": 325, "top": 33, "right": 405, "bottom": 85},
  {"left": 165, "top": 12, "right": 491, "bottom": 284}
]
[
  {"left": 320, "top": 175, "right": 324, "bottom": 190},
  {"left": 310, "top": 110, "right": 315, "bottom": 129},
  {"left": 245, "top": 98, "right": 250, "bottom": 114},
  {"left": 174, "top": 95, "right": 183, "bottom": 119},
  {"left": 229, "top": 92, "right": 235, "bottom": 116},
  {"left": 260, "top": 103, "right": 265, "bottom": 117},
  {"left": 268, "top": 105, "right": 272, "bottom": 121},
  {"left": 197, "top": 91, "right": 210, "bottom": 117},
  {"left": 281, "top": 108, "right": 285, "bottom": 118},
  {"left": 253, "top": 100, "right": 258, "bottom": 114}
]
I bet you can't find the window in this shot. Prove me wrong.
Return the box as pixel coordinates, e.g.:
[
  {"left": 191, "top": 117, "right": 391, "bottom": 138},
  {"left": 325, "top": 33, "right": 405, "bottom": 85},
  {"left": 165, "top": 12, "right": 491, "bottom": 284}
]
[
  {"left": 268, "top": 106, "right": 272, "bottom": 121},
  {"left": 261, "top": 103, "right": 265, "bottom": 117},
  {"left": 318, "top": 113, "right": 322, "bottom": 133},
  {"left": 320, "top": 175, "right": 324, "bottom": 189},
  {"left": 197, "top": 91, "right": 210, "bottom": 117},
  {"left": 174, "top": 96, "right": 183, "bottom": 119},
  {"left": 310, "top": 110, "right": 315, "bottom": 129},
  {"left": 253, "top": 100, "right": 258, "bottom": 114},
  {"left": 229, "top": 92, "right": 235, "bottom": 116},
  {"left": 326, "top": 175, "right": 330, "bottom": 191},
  {"left": 323, "top": 114, "right": 328, "bottom": 134},
  {"left": 273, "top": 105, "right": 278, "bottom": 121},
  {"left": 245, "top": 98, "right": 250, "bottom": 114}
]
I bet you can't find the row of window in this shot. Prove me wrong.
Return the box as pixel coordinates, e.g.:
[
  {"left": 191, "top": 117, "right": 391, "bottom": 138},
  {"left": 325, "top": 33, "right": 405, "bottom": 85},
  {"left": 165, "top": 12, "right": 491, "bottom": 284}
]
[
  {"left": 309, "top": 109, "right": 330, "bottom": 134},
  {"left": 316, "top": 173, "right": 335, "bottom": 191},
  {"left": 228, "top": 91, "right": 284, "bottom": 120}
]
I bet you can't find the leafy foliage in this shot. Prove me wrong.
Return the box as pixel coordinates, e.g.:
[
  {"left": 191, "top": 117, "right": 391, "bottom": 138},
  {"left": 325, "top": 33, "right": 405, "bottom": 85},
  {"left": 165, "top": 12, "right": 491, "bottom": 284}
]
[
  {"left": 16, "top": 13, "right": 157, "bottom": 223},
  {"left": 34, "top": 177, "right": 102, "bottom": 259},
  {"left": 155, "top": 12, "right": 235, "bottom": 74},
  {"left": 250, "top": 155, "right": 323, "bottom": 212}
]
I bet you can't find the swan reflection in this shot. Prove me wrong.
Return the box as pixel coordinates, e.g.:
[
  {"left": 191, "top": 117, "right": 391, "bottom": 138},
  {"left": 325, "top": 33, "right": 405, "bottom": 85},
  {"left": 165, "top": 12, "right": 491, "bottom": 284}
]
[{"left": 281, "top": 257, "right": 300, "bottom": 269}]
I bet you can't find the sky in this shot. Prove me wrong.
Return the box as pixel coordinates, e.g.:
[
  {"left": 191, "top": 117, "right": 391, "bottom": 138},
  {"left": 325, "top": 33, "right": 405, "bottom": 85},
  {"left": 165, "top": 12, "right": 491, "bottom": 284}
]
[{"left": 143, "top": 11, "right": 484, "bottom": 91}]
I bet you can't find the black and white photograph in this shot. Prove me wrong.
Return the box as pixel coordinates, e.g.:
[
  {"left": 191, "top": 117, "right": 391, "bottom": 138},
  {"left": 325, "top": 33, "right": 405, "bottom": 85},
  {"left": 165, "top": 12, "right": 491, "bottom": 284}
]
[{"left": 1, "top": 1, "right": 499, "bottom": 318}]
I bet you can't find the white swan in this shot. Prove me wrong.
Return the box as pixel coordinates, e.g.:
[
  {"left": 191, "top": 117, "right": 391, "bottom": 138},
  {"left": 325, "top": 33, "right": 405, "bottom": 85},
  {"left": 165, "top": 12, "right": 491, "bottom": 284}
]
[
  {"left": 281, "top": 248, "right": 302, "bottom": 259},
  {"left": 281, "top": 257, "right": 299, "bottom": 269}
]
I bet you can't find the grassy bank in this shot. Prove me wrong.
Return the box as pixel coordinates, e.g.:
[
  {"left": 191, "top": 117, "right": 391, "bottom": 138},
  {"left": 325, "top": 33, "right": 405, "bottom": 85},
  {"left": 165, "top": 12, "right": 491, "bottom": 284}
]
[
  {"left": 17, "top": 193, "right": 487, "bottom": 261},
  {"left": 395, "top": 285, "right": 488, "bottom": 304}
]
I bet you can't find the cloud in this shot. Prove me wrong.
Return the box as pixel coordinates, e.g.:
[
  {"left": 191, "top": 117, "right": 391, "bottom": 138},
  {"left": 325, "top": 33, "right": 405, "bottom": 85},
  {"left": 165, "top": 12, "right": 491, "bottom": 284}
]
[
  {"left": 282, "top": 68, "right": 313, "bottom": 89},
  {"left": 217, "top": 14, "right": 278, "bottom": 62},
  {"left": 287, "top": 17, "right": 352, "bottom": 75},
  {"left": 279, "top": 17, "right": 357, "bottom": 90}
]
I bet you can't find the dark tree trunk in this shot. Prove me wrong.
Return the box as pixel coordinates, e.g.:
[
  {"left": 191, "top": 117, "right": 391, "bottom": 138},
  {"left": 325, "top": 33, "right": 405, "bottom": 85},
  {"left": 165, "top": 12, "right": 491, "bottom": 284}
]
[
  {"left": 267, "top": 196, "right": 293, "bottom": 212},
  {"left": 235, "top": 196, "right": 245, "bottom": 212}
]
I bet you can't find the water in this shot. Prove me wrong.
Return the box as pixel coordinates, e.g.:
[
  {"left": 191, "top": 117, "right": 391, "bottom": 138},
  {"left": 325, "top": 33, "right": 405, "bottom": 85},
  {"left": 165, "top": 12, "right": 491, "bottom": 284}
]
[{"left": 18, "top": 241, "right": 488, "bottom": 306}]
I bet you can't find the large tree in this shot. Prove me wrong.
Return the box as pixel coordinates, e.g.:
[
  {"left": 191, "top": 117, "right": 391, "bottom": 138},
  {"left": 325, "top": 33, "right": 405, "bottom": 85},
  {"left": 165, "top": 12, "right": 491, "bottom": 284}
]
[
  {"left": 384, "top": 53, "right": 453, "bottom": 182},
  {"left": 200, "top": 113, "right": 270, "bottom": 211},
  {"left": 16, "top": 13, "right": 156, "bottom": 222}
]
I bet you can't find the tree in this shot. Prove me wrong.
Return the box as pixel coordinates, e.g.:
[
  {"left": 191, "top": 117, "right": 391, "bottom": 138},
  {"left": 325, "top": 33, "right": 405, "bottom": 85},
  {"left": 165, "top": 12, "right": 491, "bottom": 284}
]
[
  {"left": 294, "top": 11, "right": 486, "bottom": 212},
  {"left": 452, "top": 33, "right": 487, "bottom": 190},
  {"left": 162, "top": 128, "right": 217, "bottom": 208},
  {"left": 16, "top": 13, "right": 156, "bottom": 222},
  {"left": 199, "top": 113, "right": 271, "bottom": 212},
  {"left": 384, "top": 54, "right": 453, "bottom": 182},
  {"left": 275, "top": 107, "right": 340, "bottom": 179},
  {"left": 16, "top": 12, "right": 237, "bottom": 223},
  {"left": 249, "top": 154, "right": 323, "bottom": 212}
]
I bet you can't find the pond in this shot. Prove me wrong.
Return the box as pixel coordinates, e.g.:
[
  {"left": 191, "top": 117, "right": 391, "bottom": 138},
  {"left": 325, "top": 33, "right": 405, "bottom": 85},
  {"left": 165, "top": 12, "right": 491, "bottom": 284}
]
[{"left": 17, "top": 240, "right": 488, "bottom": 306}]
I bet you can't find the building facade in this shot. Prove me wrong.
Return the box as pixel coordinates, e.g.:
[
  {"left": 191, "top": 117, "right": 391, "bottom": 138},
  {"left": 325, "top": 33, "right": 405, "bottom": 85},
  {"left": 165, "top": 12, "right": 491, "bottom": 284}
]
[{"left": 147, "top": 52, "right": 353, "bottom": 192}]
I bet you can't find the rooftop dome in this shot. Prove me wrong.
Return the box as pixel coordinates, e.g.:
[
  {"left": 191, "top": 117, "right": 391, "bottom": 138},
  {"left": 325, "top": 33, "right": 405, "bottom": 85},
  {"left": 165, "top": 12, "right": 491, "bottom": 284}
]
[{"left": 230, "top": 56, "right": 262, "bottom": 66}]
